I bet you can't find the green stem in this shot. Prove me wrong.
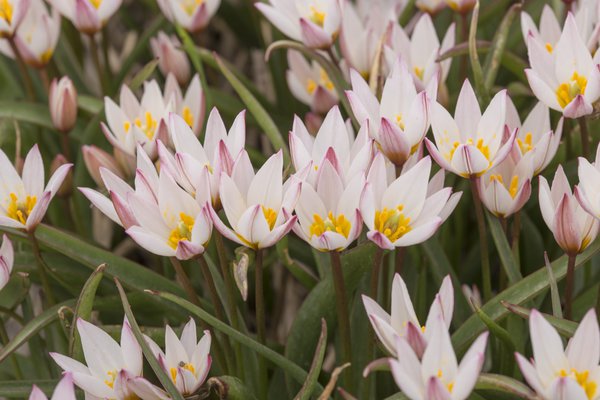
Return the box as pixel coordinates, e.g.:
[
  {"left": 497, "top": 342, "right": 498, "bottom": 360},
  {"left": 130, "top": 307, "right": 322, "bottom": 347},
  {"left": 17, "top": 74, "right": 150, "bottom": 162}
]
[
  {"left": 564, "top": 253, "right": 577, "bottom": 320},
  {"left": 579, "top": 116, "right": 591, "bottom": 160},
  {"left": 28, "top": 232, "right": 56, "bottom": 306},
  {"left": 470, "top": 178, "right": 492, "bottom": 301},
  {"left": 329, "top": 251, "right": 352, "bottom": 390},
  {"left": 460, "top": 12, "right": 469, "bottom": 81},
  {"left": 0, "top": 317, "right": 23, "bottom": 379},
  {"left": 394, "top": 247, "right": 406, "bottom": 276},
  {"left": 255, "top": 248, "right": 268, "bottom": 400},
  {"left": 511, "top": 211, "right": 521, "bottom": 274},
  {"left": 88, "top": 34, "right": 107, "bottom": 95},
  {"left": 8, "top": 36, "right": 35, "bottom": 100}
]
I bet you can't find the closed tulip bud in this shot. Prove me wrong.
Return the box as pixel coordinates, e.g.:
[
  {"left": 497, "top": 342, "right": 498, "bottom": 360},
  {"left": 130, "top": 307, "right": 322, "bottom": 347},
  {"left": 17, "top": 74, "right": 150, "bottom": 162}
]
[
  {"left": 49, "top": 77, "right": 78, "bottom": 133},
  {"left": 51, "top": 154, "right": 73, "bottom": 197},
  {"left": 150, "top": 31, "right": 191, "bottom": 85},
  {"left": 82, "top": 145, "right": 124, "bottom": 189}
]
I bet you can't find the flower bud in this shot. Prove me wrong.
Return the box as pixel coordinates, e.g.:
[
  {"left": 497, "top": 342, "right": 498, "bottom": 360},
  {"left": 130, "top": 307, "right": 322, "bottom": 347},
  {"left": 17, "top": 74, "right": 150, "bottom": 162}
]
[
  {"left": 49, "top": 77, "right": 78, "bottom": 133},
  {"left": 82, "top": 145, "right": 124, "bottom": 189},
  {"left": 51, "top": 154, "right": 73, "bottom": 197},
  {"left": 150, "top": 31, "right": 191, "bottom": 85}
]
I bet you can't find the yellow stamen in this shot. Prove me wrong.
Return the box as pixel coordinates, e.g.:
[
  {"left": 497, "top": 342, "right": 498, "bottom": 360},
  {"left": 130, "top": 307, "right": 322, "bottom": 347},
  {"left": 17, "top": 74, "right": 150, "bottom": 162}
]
[
  {"left": 517, "top": 132, "right": 533, "bottom": 154},
  {"left": 309, "top": 212, "right": 351, "bottom": 239},
  {"left": 508, "top": 176, "right": 519, "bottom": 198},
  {"left": 262, "top": 206, "right": 277, "bottom": 230},
  {"left": 395, "top": 114, "right": 405, "bottom": 130},
  {"left": 104, "top": 370, "right": 117, "bottom": 389},
  {"left": 170, "top": 362, "right": 196, "bottom": 383},
  {"left": 40, "top": 49, "right": 53, "bottom": 64},
  {"left": 134, "top": 111, "right": 158, "bottom": 141},
  {"left": 448, "top": 1, "right": 459, "bottom": 10},
  {"left": 182, "top": 106, "right": 194, "bottom": 128},
  {"left": 309, "top": 5, "right": 326, "bottom": 27},
  {"left": 373, "top": 205, "right": 412, "bottom": 242},
  {"left": 306, "top": 78, "right": 317, "bottom": 95},
  {"left": 124, "top": 121, "right": 131, "bottom": 133},
  {"left": 556, "top": 71, "right": 588, "bottom": 109},
  {"left": 558, "top": 368, "right": 597, "bottom": 399},
  {"left": 167, "top": 213, "right": 195, "bottom": 249},
  {"left": 6, "top": 193, "right": 37, "bottom": 225},
  {"left": 545, "top": 42, "right": 554, "bottom": 53},
  {"left": 0, "top": 0, "right": 13, "bottom": 24},
  {"left": 414, "top": 66, "right": 424, "bottom": 81},
  {"left": 445, "top": 141, "right": 460, "bottom": 161},
  {"left": 319, "top": 69, "right": 334, "bottom": 91},
  {"left": 180, "top": 0, "right": 204, "bottom": 16}
]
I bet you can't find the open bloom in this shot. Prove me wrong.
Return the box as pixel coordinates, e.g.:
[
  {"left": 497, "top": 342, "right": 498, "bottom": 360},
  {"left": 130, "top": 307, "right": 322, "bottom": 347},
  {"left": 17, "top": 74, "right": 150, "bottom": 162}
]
[
  {"left": 390, "top": 316, "right": 488, "bottom": 400},
  {"left": 49, "top": 0, "right": 122, "bottom": 34},
  {"left": 506, "top": 100, "right": 563, "bottom": 175},
  {"left": 361, "top": 155, "right": 460, "bottom": 249},
  {"left": 0, "top": 145, "right": 72, "bottom": 232},
  {"left": 386, "top": 13, "right": 455, "bottom": 90},
  {"left": 576, "top": 144, "right": 600, "bottom": 220},
  {"left": 29, "top": 373, "right": 75, "bottom": 400},
  {"left": 363, "top": 273, "right": 453, "bottom": 358},
  {"left": 286, "top": 49, "right": 338, "bottom": 114},
  {"left": 347, "top": 59, "right": 434, "bottom": 167},
  {"left": 210, "top": 150, "right": 300, "bottom": 249},
  {"left": 50, "top": 318, "right": 143, "bottom": 399},
  {"left": 157, "top": 0, "right": 221, "bottom": 32},
  {"left": 539, "top": 165, "right": 599, "bottom": 255},
  {"left": 526, "top": 13, "right": 600, "bottom": 119},
  {"left": 0, "top": 234, "right": 13, "bottom": 292},
  {"left": 426, "top": 80, "right": 513, "bottom": 178},
  {"left": 289, "top": 105, "right": 372, "bottom": 185},
  {"left": 164, "top": 73, "right": 205, "bottom": 136},
  {"left": 145, "top": 318, "right": 212, "bottom": 395},
  {"left": 0, "top": 0, "right": 60, "bottom": 68},
  {"left": 516, "top": 309, "right": 600, "bottom": 400},
  {"left": 477, "top": 148, "right": 534, "bottom": 218},
  {"left": 0, "top": 0, "right": 29, "bottom": 37},
  {"left": 151, "top": 31, "right": 191, "bottom": 85},
  {"left": 255, "top": 0, "right": 342, "bottom": 49}
]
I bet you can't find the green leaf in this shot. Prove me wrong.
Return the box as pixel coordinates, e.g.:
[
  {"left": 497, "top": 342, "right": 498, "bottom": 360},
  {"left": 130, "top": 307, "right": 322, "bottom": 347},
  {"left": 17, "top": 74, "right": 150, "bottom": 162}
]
[
  {"left": 0, "top": 102, "right": 53, "bottom": 129},
  {"left": 115, "top": 279, "right": 185, "bottom": 400},
  {"left": 474, "top": 305, "right": 515, "bottom": 354},
  {"left": 0, "top": 380, "right": 58, "bottom": 397},
  {"left": 176, "top": 25, "right": 212, "bottom": 115},
  {"left": 78, "top": 95, "right": 103, "bottom": 115},
  {"left": 486, "top": 213, "right": 522, "bottom": 284},
  {"left": 295, "top": 319, "right": 327, "bottom": 400},
  {"left": 276, "top": 238, "right": 318, "bottom": 289},
  {"left": 475, "top": 373, "right": 536, "bottom": 399},
  {"left": 0, "top": 300, "right": 75, "bottom": 364},
  {"left": 468, "top": 2, "right": 488, "bottom": 104},
  {"left": 149, "top": 289, "right": 324, "bottom": 394},
  {"left": 502, "top": 302, "right": 577, "bottom": 337},
  {"left": 208, "top": 376, "right": 259, "bottom": 400},
  {"left": 544, "top": 252, "right": 563, "bottom": 319},
  {"left": 214, "top": 54, "right": 290, "bottom": 163},
  {"left": 130, "top": 58, "right": 160, "bottom": 92}
]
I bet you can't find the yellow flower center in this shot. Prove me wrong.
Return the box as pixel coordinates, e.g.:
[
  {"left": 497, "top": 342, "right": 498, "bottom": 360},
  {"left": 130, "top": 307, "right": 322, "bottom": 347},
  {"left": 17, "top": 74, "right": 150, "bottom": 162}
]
[
  {"left": 413, "top": 66, "right": 424, "bottom": 81},
  {"left": 40, "top": 49, "right": 53, "bottom": 64},
  {"left": 545, "top": 42, "right": 553, "bottom": 53},
  {"left": 168, "top": 212, "right": 195, "bottom": 249},
  {"left": 559, "top": 369, "right": 597, "bottom": 399},
  {"left": 104, "top": 370, "right": 117, "bottom": 389},
  {"left": 556, "top": 71, "right": 587, "bottom": 109},
  {"left": 182, "top": 106, "right": 194, "bottom": 128},
  {"left": 89, "top": 0, "right": 102, "bottom": 9},
  {"left": 309, "top": 5, "right": 326, "bottom": 27},
  {"left": 306, "top": 79, "right": 317, "bottom": 95},
  {"left": 170, "top": 362, "right": 196, "bottom": 383},
  {"left": 262, "top": 206, "right": 277, "bottom": 230},
  {"left": 6, "top": 193, "right": 36, "bottom": 225},
  {"left": 517, "top": 132, "right": 533, "bottom": 154},
  {"left": 436, "top": 369, "right": 455, "bottom": 393},
  {"left": 181, "top": 0, "right": 203, "bottom": 16},
  {"left": 0, "top": 0, "right": 13, "bottom": 24},
  {"left": 489, "top": 174, "right": 520, "bottom": 198},
  {"left": 448, "top": 1, "right": 459, "bottom": 10},
  {"left": 306, "top": 69, "right": 334, "bottom": 95},
  {"left": 309, "top": 212, "right": 351, "bottom": 238},
  {"left": 134, "top": 111, "right": 159, "bottom": 141},
  {"left": 374, "top": 205, "right": 412, "bottom": 242},
  {"left": 445, "top": 138, "right": 490, "bottom": 161},
  {"left": 395, "top": 114, "right": 405, "bottom": 130}
]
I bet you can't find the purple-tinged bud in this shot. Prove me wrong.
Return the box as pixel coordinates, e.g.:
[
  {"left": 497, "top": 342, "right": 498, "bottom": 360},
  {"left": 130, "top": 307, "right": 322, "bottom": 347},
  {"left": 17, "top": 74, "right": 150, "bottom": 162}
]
[
  {"left": 82, "top": 145, "right": 124, "bottom": 189},
  {"left": 49, "top": 77, "right": 78, "bottom": 133}
]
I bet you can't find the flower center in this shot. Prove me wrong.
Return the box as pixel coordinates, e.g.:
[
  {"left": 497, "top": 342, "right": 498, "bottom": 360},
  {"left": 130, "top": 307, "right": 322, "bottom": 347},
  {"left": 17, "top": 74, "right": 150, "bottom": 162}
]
[
  {"left": 437, "top": 369, "right": 455, "bottom": 393},
  {"left": 556, "top": 71, "right": 587, "bottom": 109},
  {"left": 309, "top": 5, "right": 326, "bottom": 27},
  {"left": 168, "top": 212, "right": 195, "bottom": 249},
  {"left": 0, "top": 0, "right": 13, "bottom": 24},
  {"left": 545, "top": 42, "right": 553, "bottom": 53},
  {"left": 181, "top": 0, "right": 203, "bottom": 16},
  {"left": 309, "top": 212, "right": 351, "bottom": 238},
  {"left": 89, "top": 0, "right": 102, "bottom": 9},
  {"left": 104, "top": 370, "right": 117, "bottom": 389},
  {"left": 6, "top": 193, "right": 36, "bottom": 225},
  {"left": 182, "top": 106, "right": 194, "bottom": 128},
  {"left": 170, "top": 362, "right": 196, "bottom": 383},
  {"left": 306, "top": 69, "right": 334, "bottom": 95},
  {"left": 489, "top": 174, "right": 520, "bottom": 198},
  {"left": 445, "top": 138, "right": 490, "bottom": 161},
  {"left": 374, "top": 205, "right": 412, "bottom": 242},
  {"left": 517, "top": 132, "right": 533, "bottom": 154},
  {"left": 262, "top": 206, "right": 277, "bottom": 230},
  {"left": 134, "top": 111, "right": 159, "bottom": 141},
  {"left": 413, "top": 66, "right": 424, "bottom": 81},
  {"left": 559, "top": 369, "right": 597, "bottom": 399},
  {"left": 395, "top": 114, "right": 405, "bottom": 130}
]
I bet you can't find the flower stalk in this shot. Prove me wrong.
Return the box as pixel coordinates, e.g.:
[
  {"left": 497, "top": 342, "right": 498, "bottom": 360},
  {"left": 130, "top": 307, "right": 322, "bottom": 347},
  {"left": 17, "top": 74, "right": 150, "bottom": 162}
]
[
  {"left": 330, "top": 250, "right": 352, "bottom": 389},
  {"left": 471, "top": 178, "right": 492, "bottom": 301}
]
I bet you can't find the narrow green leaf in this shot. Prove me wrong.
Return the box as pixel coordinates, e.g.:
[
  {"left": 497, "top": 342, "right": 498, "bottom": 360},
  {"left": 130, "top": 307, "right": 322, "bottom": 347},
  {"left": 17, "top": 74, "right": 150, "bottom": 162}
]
[
  {"left": 486, "top": 213, "right": 522, "bottom": 284},
  {"left": 474, "top": 305, "right": 515, "bottom": 353},
  {"left": 0, "top": 380, "right": 58, "bottom": 397},
  {"left": 176, "top": 25, "right": 212, "bottom": 115},
  {"left": 115, "top": 279, "right": 185, "bottom": 400},
  {"left": 475, "top": 373, "right": 536, "bottom": 399},
  {"left": 502, "top": 302, "right": 577, "bottom": 337},
  {"left": 0, "top": 102, "right": 53, "bottom": 129},
  {"left": 545, "top": 252, "right": 563, "bottom": 319},
  {"left": 295, "top": 319, "right": 327, "bottom": 400},
  {"left": 0, "top": 300, "right": 75, "bottom": 363},
  {"left": 468, "top": 1, "right": 488, "bottom": 104},
  {"left": 208, "top": 376, "right": 259, "bottom": 400},
  {"left": 69, "top": 264, "right": 106, "bottom": 360},
  {"left": 276, "top": 238, "right": 318, "bottom": 289},
  {"left": 130, "top": 58, "right": 160, "bottom": 92},
  {"left": 78, "top": 95, "right": 103, "bottom": 115}
]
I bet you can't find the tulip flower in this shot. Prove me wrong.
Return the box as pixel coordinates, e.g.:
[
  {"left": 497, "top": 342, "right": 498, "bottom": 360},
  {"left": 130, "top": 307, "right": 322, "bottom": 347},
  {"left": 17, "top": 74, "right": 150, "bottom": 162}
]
[
  {"left": 0, "top": 0, "right": 60, "bottom": 67},
  {"left": 361, "top": 155, "right": 460, "bottom": 249},
  {"left": 51, "top": 318, "right": 143, "bottom": 399},
  {"left": 289, "top": 105, "right": 372, "bottom": 186},
  {"left": 159, "top": 110, "right": 244, "bottom": 207},
  {"left": 49, "top": 77, "right": 78, "bottom": 133},
  {"left": 0, "top": 0, "right": 29, "bottom": 37},
  {"left": 477, "top": 149, "right": 534, "bottom": 218},
  {"left": 157, "top": 0, "right": 221, "bottom": 32},
  {"left": 525, "top": 13, "right": 600, "bottom": 119},
  {"left": 363, "top": 273, "right": 453, "bottom": 357},
  {"left": 81, "top": 144, "right": 127, "bottom": 188},
  {"left": 255, "top": 0, "right": 342, "bottom": 49},
  {"left": 0, "top": 234, "right": 13, "bottom": 292},
  {"left": 389, "top": 316, "right": 488, "bottom": 400},
  {"left": 426, "top": 80, "right": 513, "bottom": 178},
  {"left": 347, "top": 59, "right": 434, "bottom": 167},
  {"left": 292, "top": 159, "right": 364, "bottom": 252},
  {"left": 416, "top": 0, "right": 447, "bottom": 14},
  {"left": 386, "top": 13, "right": 455, "bottom": 90},
  {"left": 29, "top": 373, "right": 75, "bottom": 400},
  {"left": 576, "top": 144, "right": 600, "bottom": 220},
  {"left": 150, "top": 31, "right": 191, "bottom": 85},
  {"left": 540, "top": 165, "right": 599, "bottom": 256},
  {"left": 144, "top": 318, "right": 212, "bottom": 395},
  {"left": 516, "top": 309, "right": 600, "bottom": 400},
  {"left": 164, "top": 73, "right": 204, "bottom": 136},
  {"left": 505, "top": 100, "right": 563, "bottom": 175},
  {"left": 0, "top": 145, "right": 72, "bottom": 232},
  {"left": 210, "top": 150, "right": 300, "bottom": 249},
  {"left": 49, "top": 0, "right": 122, "bottom": 34},
  {"left": 445, "top": 0, "right": 475, "bottom": 14},
  {"left": 286, "top": 49, "right": 338, "bottom": 114}
]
